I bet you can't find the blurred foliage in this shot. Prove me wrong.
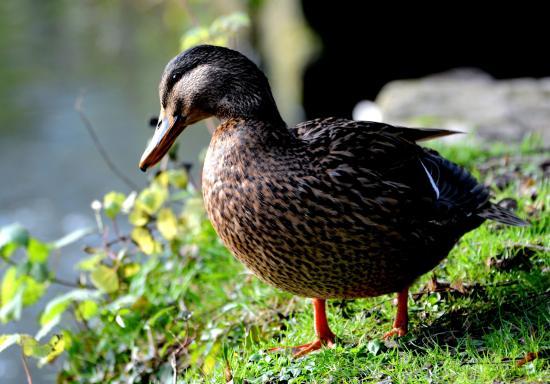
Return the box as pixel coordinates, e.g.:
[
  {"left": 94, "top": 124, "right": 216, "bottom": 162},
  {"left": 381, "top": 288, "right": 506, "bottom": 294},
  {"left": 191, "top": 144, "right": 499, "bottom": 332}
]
[
  {"left": 0, "top": 7, "right": 259, "bottom": 383},
  {"left": 181, "top": 12, "right": 250, "bottom": 50},
  {"left": 0, "top": 161, "right": 248, "bottom": 380}
]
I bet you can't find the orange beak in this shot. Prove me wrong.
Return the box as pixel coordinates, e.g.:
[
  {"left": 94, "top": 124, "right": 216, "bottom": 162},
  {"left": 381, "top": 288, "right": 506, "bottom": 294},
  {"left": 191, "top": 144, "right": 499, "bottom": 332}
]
[{"left": 139, "top": 109, "right": 186, "bottom": 172}]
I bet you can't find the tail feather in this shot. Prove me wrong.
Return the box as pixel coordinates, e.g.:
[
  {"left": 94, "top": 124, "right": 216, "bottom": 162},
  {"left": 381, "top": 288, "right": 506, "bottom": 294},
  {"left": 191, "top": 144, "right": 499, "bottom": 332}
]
[{"left": 478, "top": 204, "right": 528, "bottom": 226}]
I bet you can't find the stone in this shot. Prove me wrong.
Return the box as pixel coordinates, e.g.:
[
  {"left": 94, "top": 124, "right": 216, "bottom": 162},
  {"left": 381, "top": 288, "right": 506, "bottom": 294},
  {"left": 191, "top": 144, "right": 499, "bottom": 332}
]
[{"left": 375, "top": 69, "right": 550, "bottom": 144}]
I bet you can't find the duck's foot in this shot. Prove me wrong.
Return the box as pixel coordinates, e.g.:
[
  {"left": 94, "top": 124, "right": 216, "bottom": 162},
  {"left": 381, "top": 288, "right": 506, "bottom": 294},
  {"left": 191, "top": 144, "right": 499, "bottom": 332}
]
[
  {"left": 383, "top": 325, "right": 407, "bottom": 339},
  {"left": 269, "top": 298, "right": 336, "bottom": 357},
  {"left": 383, "top": 286, "right": 409, "bottom": 340},
  {"left": 269, "top": 333, "right": 336, "bottom": 357}
]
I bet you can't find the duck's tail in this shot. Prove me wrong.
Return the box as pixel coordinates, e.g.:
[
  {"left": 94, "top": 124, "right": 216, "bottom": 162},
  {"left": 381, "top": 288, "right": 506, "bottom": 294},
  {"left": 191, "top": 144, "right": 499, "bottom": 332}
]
[{"left": 478, "top": 204, "right": 528, "bottom": 226}]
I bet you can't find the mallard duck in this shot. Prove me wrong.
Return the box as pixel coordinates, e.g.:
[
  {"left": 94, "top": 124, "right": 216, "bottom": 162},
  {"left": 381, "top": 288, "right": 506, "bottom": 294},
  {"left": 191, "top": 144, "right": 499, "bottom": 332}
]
[{"left": 139, "top": 45, "right": 526, "bottom": 356}]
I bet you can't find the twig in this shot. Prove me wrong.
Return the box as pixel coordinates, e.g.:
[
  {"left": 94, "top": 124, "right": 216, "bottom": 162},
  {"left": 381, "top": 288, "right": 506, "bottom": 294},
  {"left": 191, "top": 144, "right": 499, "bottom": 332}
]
[
  {"left": 105, "top": 235, "right": 130, "bottom": 248},
  {"left": 146, "top": 327, "right": 157, "bottom": 359},
  {"left": 20, "top": 350, "right": 33, "bottom": 384},
  {"left": 100, "top": 225, "right": 117, "bottom": 261},
  {"left": 170, "top": 353, "right": 178, "bottom": 384},
  {"left": 51, "top": 277, "right": 94, "bottom": 290},
  {"left": 75, "top": 95, "right": 138, "bottom": 190}
]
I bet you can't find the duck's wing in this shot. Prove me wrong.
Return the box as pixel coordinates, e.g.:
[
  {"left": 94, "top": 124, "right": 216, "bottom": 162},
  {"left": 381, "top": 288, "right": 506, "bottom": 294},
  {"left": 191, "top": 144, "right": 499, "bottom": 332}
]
[
  {"left": 292, "top": 117, "right": 460, "bottom": 143},
  {"left": 292, "top": 118, "right": 526, "bottom": 227}
]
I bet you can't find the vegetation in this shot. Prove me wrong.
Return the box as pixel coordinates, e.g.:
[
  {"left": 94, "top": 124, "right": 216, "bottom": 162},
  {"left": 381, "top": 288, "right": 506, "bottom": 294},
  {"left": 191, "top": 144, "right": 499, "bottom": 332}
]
[
  {"left": 0, "top": 134, "right": 548, "bottom": 383},
  {"left": 1, "top": 6, "right": 548, "bottom": 383}
]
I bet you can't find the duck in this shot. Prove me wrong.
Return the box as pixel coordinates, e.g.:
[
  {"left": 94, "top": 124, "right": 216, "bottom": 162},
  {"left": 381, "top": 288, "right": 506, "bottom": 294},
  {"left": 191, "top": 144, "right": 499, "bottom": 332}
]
[{"left": 138, "top": 45, "right": 526, "bottom": 357}]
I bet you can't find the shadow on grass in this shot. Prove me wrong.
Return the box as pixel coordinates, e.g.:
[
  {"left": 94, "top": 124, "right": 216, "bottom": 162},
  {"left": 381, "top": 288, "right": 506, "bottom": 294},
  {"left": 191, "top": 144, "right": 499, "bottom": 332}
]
[{"left": 403, "top": 288, "right": 549, "bottom": 353}]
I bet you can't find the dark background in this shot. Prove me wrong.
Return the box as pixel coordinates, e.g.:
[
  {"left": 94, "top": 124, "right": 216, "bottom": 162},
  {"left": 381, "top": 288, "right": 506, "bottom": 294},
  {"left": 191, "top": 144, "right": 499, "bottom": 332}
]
[{"left": 301, "top": 2, "right": 548, "bottom": 119}]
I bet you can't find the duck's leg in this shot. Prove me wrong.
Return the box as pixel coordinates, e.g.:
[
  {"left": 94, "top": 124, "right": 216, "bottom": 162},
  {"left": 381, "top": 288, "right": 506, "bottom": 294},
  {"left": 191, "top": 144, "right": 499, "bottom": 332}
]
[
  {"left": 383, "top": 286, "right": 409, "bottom": 338},
  {"left": 270, "top": 298, "right": 336, "bottom": 357}
]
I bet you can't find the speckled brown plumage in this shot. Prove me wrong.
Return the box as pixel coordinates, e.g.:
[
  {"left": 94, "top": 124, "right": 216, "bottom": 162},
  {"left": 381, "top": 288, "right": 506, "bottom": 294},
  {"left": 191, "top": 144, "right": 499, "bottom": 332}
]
[
  {"left": 139, "top": 45, "right": 526, "bottom": 350},
  {"left": 201, "top": 116, "right": 509, "bottom": 299}
]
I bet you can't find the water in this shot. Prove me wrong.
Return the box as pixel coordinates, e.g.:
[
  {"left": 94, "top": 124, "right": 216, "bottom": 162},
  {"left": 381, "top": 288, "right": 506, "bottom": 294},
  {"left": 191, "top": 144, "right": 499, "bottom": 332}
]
[{"left": 0, "top": 1, "right": 211, "bottom": 382}]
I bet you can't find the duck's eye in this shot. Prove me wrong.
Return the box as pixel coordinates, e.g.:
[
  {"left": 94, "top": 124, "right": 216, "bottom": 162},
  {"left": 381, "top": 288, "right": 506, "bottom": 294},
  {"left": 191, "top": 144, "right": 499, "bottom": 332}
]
[{"left": 172, "top": 74, "right": 178, "bottom": 80}]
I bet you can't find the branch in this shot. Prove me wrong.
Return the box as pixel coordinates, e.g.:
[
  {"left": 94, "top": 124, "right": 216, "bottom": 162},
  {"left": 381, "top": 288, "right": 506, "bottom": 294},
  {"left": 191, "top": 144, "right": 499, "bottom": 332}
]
[
  {"left": 170, "top": 353, "right": 178, "bottom": 384},
  {"left": 51, "top": 277, "right": 94, "bottom": 290},
  {"left": 75, "top": 95, "right": 139, "bottom": 190},
  {"left": 20, "top": 351, "right": 33, "bottom": 384}
]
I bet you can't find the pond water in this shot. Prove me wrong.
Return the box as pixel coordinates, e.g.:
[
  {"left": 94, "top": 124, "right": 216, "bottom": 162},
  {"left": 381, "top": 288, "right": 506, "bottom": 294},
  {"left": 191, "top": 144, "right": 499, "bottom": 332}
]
[{"left": 0, "top": 2, "right": 211, "bottom": 382}]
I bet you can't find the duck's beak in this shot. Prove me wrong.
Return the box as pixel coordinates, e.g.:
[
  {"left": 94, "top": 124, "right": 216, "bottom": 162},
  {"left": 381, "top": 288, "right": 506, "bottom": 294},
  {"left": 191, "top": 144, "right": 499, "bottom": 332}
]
[{"left": 139, "top": 110, "right": 186, "bottom": 172}]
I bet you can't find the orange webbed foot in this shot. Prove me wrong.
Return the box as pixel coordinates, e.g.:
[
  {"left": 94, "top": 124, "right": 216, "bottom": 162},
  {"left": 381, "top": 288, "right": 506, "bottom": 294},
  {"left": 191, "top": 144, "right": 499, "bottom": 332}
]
[
  {"left": 383, "top": 325, "right": 408, "bottom": 339},
  {"left": 269, "top": 298, "right": 336, "bottom": 357},
  {"left": 269, "top": 333, "right": 336, "bottom": 357}
]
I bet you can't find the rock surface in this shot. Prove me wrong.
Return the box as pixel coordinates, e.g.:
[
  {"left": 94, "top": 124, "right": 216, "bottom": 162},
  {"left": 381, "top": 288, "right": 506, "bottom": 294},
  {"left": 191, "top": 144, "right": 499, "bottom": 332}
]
[{"left": 376, "top": 69, "right": 550, "bottom": 144}]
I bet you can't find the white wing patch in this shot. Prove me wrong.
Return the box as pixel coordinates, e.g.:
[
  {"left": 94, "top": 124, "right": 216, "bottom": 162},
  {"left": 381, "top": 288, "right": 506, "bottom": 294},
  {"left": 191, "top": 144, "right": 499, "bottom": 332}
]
[{"left": 420, "top": 160, "right": 440, "bottom": 199}]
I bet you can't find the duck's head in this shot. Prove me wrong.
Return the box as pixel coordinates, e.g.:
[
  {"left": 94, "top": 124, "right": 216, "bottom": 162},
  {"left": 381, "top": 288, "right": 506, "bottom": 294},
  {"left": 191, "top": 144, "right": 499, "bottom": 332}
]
[{"left": 139, "top": 45, "right": 283, "bottom": 172}]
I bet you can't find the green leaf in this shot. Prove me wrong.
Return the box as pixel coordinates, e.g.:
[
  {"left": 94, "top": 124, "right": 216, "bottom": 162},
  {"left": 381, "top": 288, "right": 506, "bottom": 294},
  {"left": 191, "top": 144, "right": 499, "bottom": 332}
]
[
  {"left": 103, "top": 191, "right": 126, "bottom": 219},
  {"left": 40, "top": 296, "right": 71, "bottom": 327},
  {"left": 37, "top": 300, "right": 70, "bottom": 341},
  {"left": 1, "top": 267, "right": 45, "bottom": 322},
  {"left": 113, "top": 308, "right": 141, "bottom": 332},
  {"left": 367, "top": 339, "right": 381, "bottom": 355},
  {"left": 129, "top": 205, "right": 150, "bottom": 227},
  {"left": 1, "top": 267, "right": 19, "bottom": 305},
  {"left": 90, "top": 265, "right": 119, "bottom": 293},
  {"left": 0, "top": 289, "right": 23, "bottom": 322},
  {"left": 137, "top": 186, "right": 167, "bottom": 215},
  {"left": 106, "top": 294, "right": 139, "bottom": 312},
  {"left": 0, "top": 334, "right": 19, "bottom": 353},
  {"left": 166, "top": 169, "right": 188, "bottom": 189},
  {"left": 0, "top": 223, "right": 29, "bottom": 259},
  {"left": 131, "top": 227, "right": 160, "bottom": 255},
  {"left": 76, "top": 300, "right": 98, "bottom": 320},
  {"left": 37, "top": 290, "right": 101, "bottom": 340},
  {"left": 20, "top": 334, "right": 50, "bottom": 357},
  {"left": 27, "top": 238, "right": 50, "bottom": 263},
  {"left": 21, "top": 276, "right": 46, "bottom": 306},
  {"left": 51, "top": 227, "right": 94, "bottom": 249},
  {"left": 154, "top": 171, "right": 169, "bottom": 188},
  {"left": 115, "top": 313, "right": 126, "bottom": 328},
  {"left": 38, "top": 334, "right": 65, "bottom": 365},
  {"left": 157, "top": 208, "right": 178, "bottom": 240},
  {"left": 122, "top": 262, "right": 140, "bottom": 278},
  {"left": 27, "top": 261, "right": 49, "bottom": 282},
  {"left": 0, "top": 334, "right": 65, "bottom": 362},
  {"left": 77, "top": 252, "right": 105, "bottom": 271}
]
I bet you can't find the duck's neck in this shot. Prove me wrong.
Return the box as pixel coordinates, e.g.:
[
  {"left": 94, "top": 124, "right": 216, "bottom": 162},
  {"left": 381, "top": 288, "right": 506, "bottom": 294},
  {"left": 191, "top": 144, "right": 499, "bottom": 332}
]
[
  {"left": 210, "top": 80, "right": 287, "bottom": 131},
  {"left": 213, "top": 116, "right": 291, "bottom": 150}
]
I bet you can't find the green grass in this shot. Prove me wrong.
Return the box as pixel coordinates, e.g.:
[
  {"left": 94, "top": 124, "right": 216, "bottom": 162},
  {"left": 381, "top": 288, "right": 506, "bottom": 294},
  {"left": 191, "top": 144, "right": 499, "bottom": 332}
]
[
  {"left": 1, "top": 138, "right": 548, "bottom": 383},
  {"left": 176, "top": 138, "right": 548, "bottom": 383}
]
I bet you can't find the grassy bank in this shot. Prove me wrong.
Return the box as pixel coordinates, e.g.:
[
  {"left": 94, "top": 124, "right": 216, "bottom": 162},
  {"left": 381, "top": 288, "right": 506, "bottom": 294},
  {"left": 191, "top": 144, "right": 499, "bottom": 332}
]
[{"left": 1, "top": 137, "right": 548, "bottom": 383}]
